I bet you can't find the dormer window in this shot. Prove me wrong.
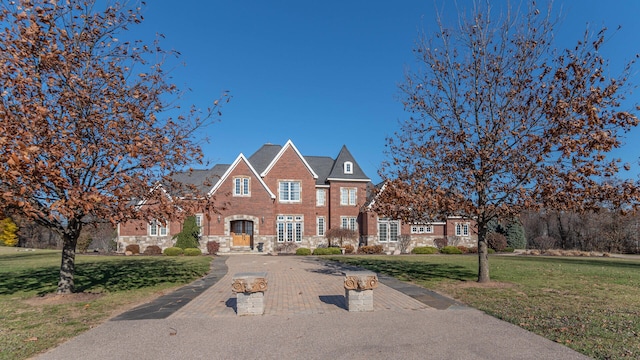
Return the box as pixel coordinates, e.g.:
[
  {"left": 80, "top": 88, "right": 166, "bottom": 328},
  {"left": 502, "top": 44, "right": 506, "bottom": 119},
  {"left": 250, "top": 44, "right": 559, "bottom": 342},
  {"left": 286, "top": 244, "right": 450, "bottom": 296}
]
[{"left": 343, "top": 161, "right": 353, "bottom": 174}]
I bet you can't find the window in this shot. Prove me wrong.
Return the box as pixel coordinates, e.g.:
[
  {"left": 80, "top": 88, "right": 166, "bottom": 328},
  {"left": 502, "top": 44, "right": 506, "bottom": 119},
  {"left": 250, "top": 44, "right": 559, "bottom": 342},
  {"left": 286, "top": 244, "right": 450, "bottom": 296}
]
[
  {"left": 455, "top": 223, "right": 470, "bottom": 237},
  {"left": 340, "top": 187, "right": 357, "bottom": 205},
  {"left": 317, "top": 217, "right": 325, "bottom": 236},
  {"left": 379, "top": 218, "right": 400, "bottom": 242},
  {"left": 233, "top": 177, "right": 250, "bottom": 196},
  {"left": 195, "top": 214, "right": 204, "bottom": 236},
  {"left": 341, "top": 216, "right": 357, "bottom": 231},
  {"left": 277, "top": 215, "right": 303, "bottom": 242},
  {"left": 316, "top": 189, "right": 326, "bottom": 206},
  {"left": 279, "top": 181, "right": 301, "bottom": 202},
  {"left": 411, "top": 224, "right": 433, "bottom": 234},
  {"left": 343, "top": 161, "right": 353, "bottom": 174},
  {"left": 149, "top": 220, "right": 168, "bottom": 236}
]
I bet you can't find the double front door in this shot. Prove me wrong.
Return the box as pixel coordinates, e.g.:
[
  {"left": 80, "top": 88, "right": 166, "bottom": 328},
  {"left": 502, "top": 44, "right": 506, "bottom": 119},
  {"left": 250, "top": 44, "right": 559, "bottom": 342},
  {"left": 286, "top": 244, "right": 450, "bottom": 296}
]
[{"left": 231, "top": 220, "right": 253, "bottom": 248}]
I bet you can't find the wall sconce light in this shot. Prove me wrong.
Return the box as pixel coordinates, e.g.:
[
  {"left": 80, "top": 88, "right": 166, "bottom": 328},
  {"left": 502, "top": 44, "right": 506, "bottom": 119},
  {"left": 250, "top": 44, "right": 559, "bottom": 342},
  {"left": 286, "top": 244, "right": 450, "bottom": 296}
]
[
  {"left": 217, "top": 215, "right": 221, "bottom": 223},
  {"left": 261, "top": 216, "right": 264, "bottom": 224}
]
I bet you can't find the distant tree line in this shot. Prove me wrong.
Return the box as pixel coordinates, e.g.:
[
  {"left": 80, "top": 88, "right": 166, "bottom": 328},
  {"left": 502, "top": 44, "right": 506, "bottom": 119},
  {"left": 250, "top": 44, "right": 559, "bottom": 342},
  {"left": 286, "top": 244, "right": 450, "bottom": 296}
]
[
  {"left": 521, "top": 210, "right": 640, "bottom": 254},
  {"left": 6, "top": 214, "right": 116, "bottom": 252}
]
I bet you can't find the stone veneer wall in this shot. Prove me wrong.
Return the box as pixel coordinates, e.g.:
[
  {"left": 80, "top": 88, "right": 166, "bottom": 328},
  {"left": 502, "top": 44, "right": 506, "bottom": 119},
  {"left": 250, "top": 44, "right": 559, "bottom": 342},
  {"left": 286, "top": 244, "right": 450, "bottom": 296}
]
[
  {"left": 117, "top": 235, "right": 175, "bottom": 253},
  {"left": 365, "top": 235, "right": 477, "bottom": 254},
  {"left": 118, "top": 234, "right": 477, "bottom": 255}
]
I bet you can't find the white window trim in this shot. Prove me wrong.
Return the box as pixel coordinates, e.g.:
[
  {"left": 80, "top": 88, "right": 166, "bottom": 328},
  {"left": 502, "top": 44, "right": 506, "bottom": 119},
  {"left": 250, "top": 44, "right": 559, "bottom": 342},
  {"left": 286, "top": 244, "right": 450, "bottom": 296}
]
[
  {"left": 411, "top": 224, "right": 434, "bottom": 234},
  {"left": 316, "top": 189, "right": 326, "bottom": 206},
  {"left": 233, "top": 176, "right": 251, "bottom": 197},
  {"left": 340, "top": 216, "right": 358, "bottom": 231},
  {"left": 379, "top": 218, "right": 400, "bottom": 242},
  {"left": 455, "top": 223, "right": 470, "bottom": 237},
  {"left": 149, "top": 220, "right": 169, "bottom": 236},
  {"left": 340, "top": 187, "right": 357, "bottom": 206},
  {"left": 277, "top": 214, "right": 304, "bottom": 242},
  {"left": 317, "top": 216, "right": 325, "bottom": 236},
  {"left": 195, "top": 214, "right": 204, "bottom": 236},
  {"left": 343, "top": 161, "right": 353, "bottom": 174},
  {"left": 279, "top": 180, "right": 302, "bottom": 203}
]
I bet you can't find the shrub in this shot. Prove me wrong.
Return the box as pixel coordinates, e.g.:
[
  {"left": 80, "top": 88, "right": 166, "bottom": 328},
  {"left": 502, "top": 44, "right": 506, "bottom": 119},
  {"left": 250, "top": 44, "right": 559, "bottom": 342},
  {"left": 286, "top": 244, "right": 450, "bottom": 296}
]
[
  {"left": 486, "top": 232, "right": 508, "bottom": 252},
  {"left": 343, "top": 244, "right": 355, "bottom": 254},
  {"left": 143, "top": 245, "right": 162, "bottom": 255},
  {"left": 313, "top": 247, "right": 342, "bottom": 255},
  {"left": 183, "top": 248, "right": 202, "bottom": 256},
  {"left": 206, "top": 241, "right": 220, "bottom": 255},
  {"left": 488, "top": 248, "right": 496, "bottom": 254},
  {"left": 125, "top": 244, "right": 140, "bottom": 255},
  {"left": 357, "top": 245, "right": 384, "bottom": 254},
  {"left": 163, "top": 247, "right": 183, "bottom": 256},
  {"left": 467, "top": 246, "right": 478, "bottom": 253},
  {"left": 0, "top": 217, "right": 18, "bottom": 247},
  {"left": 173, "top": 216, "right": 200, "bottom": 249},
  {"left": 441, "top": 245, "right": 463, "bottom": 254},
  {"left": 296, "top": 247, "right": 311, "bottom": 256},
  {"left": 456, "top": 245, "right": 469, "bottom": 253},
  {"left": 411, "top": 246, "right": 439, "bottom": 254},
  {"left": 503, "top": 247, "right": 515, "bottom": 253},
  {"left": 434, "top": 238, "right": 448, "bottom": 249}
]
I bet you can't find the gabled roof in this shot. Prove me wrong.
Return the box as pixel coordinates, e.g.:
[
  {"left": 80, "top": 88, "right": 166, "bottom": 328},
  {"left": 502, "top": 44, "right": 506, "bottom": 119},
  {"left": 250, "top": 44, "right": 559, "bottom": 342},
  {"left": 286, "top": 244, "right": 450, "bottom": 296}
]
[
  {"left": 326, "top": 145, "right": 371, "bottom": 182},
  {"left": 259, "top": 139, "right": 318, "bottom": 179},
  {"left": 208, "top": 153, "right": 276, "bottom": 199},
  {"left": 248, "top": 143, "right": 282, "bottom": 175}
]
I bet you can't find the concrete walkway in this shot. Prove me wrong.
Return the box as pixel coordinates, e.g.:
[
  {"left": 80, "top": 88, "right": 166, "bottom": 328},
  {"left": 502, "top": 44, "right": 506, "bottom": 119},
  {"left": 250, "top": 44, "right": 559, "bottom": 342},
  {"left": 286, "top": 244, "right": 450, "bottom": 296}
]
[{"left": 36, "top": 255, "right": 590, "bottom": 360}]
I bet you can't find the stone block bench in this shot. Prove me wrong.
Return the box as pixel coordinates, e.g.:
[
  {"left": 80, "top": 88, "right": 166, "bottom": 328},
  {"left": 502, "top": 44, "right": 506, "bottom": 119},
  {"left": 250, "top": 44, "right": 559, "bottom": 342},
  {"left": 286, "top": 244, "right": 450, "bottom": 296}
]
[
  {"left": 343, "top": 271, "right": 378, "bottom": 312},
  {"left": 232, "top": 272, "right": 267, "bottom": 316}
]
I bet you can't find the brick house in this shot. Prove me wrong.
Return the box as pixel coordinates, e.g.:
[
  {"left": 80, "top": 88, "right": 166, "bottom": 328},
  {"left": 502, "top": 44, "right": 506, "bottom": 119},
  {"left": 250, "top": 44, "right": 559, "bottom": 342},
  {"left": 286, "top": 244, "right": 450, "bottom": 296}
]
[{"left": 116, "top": 140, "right": 477, "bottom": 254}]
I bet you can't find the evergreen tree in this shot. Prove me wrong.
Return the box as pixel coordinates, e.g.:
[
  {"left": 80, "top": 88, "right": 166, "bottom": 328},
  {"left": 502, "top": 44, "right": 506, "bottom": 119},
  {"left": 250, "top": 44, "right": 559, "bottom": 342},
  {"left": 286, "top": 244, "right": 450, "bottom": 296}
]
[
  {"left": 487, "top": 219, "right": 506, "bottom": 235},
  {"left": 173, "top": 216, "right": 200, "bottom": 249},
  {"left": 506, "top": 219, "right": 527, "bottom": 249}
]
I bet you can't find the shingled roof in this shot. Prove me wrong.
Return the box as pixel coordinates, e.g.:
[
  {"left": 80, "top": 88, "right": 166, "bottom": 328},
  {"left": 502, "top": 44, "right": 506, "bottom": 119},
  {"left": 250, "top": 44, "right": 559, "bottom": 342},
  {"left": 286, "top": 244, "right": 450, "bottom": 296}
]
[
  {"left": 172, "top": 141, "right": 370, "bottom": 193},
  {"left": 247, "top": 143, "right": 282, "bottom": 175},
  {"left": 169, "top": 164, "right": 228, "bottom": 194},
  {"left": 326, "top": 145, "right": 369, "bottom": 181}
]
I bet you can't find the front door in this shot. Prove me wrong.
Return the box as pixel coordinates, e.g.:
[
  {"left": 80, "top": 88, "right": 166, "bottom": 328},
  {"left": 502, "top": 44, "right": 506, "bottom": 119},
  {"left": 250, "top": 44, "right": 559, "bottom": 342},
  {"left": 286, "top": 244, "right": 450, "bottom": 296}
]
[{"left": 231, "top": 220, "right": 253, "bottom": 248}]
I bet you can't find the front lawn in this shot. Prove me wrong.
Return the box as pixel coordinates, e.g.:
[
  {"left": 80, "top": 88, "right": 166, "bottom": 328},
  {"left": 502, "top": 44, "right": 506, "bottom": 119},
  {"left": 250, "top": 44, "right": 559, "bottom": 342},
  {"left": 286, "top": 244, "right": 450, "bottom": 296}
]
[
  {"left": 0, "top": 248, "right": 211, "bottom": 360},
  {"left": 328, "top": 254, "right": 640, "bottom": 359}
]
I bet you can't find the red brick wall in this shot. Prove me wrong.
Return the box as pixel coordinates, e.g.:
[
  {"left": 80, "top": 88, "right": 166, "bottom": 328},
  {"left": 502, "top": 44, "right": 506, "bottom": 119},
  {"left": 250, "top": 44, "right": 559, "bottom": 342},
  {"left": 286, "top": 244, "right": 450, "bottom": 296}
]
[
  {"left": 327, "top": 181, "right": 368, "bottom": 232},
  {"left": 262, "top": 146, "right": 317, "bottom": 235},
  {"left": 209, "top": 159, "right": 276, "bottom": 235}
]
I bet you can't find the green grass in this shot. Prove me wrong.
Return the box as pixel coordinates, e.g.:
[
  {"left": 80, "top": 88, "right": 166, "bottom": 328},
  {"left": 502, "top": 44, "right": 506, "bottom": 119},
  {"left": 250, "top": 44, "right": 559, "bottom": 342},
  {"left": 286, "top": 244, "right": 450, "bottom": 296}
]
[
  {"left": 0, "top": 248, "right": 212, "bottom": 360},
  {"left": 328, "top": 254, "right": 640, "bottom": 360}
]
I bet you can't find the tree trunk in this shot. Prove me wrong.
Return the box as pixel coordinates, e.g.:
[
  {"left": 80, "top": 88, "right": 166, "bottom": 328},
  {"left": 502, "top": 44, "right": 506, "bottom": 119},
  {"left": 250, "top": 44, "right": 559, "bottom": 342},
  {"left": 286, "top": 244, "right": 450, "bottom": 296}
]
[
  {"left": 477, "top": 224, "right": 490, "bottom": 283},
  {"left": 57, "top": 222, "right": 81, "bottom": 294}
]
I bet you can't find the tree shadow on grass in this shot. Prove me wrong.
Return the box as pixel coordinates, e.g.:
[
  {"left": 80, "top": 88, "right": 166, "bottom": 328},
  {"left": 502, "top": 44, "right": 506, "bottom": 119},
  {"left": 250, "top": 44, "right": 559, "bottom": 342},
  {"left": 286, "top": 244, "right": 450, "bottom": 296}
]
[
  {"left": 320, "top": 257, "right": 476, "bottom": 283},
  {"left": 0, "top": 258, "right": 208, "bottom": 296}
]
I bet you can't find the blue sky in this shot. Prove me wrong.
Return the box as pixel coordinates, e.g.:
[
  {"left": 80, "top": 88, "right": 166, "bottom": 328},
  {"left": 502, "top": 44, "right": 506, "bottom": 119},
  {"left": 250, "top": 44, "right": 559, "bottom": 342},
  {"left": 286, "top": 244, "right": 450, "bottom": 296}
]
[{"left": 134, "top": 1, "right": 640, "bottom": 184}]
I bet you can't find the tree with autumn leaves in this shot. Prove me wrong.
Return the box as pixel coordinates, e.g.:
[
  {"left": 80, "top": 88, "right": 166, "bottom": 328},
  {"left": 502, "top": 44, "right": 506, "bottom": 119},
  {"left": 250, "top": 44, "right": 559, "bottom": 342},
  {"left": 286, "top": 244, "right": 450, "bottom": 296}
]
[
  {"left": 0, "top": 1, "right": 225, "bottom": 293},
  {"left": 377, "top": 2, "right": 639, "bottom": 282}
]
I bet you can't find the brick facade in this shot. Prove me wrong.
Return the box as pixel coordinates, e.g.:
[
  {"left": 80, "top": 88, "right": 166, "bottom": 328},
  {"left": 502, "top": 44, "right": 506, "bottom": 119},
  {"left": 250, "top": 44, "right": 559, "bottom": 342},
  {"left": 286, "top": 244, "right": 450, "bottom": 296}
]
[{"left": 116, "top": 140, "right": 478, "bottom": 254}]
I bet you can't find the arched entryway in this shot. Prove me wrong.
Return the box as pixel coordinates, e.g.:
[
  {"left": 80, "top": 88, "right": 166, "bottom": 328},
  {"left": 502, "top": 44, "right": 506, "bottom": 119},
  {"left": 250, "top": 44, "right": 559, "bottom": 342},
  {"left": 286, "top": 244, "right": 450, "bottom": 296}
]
[{"left": 231, "top": 220, "right": 254, "bottom": 249}]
